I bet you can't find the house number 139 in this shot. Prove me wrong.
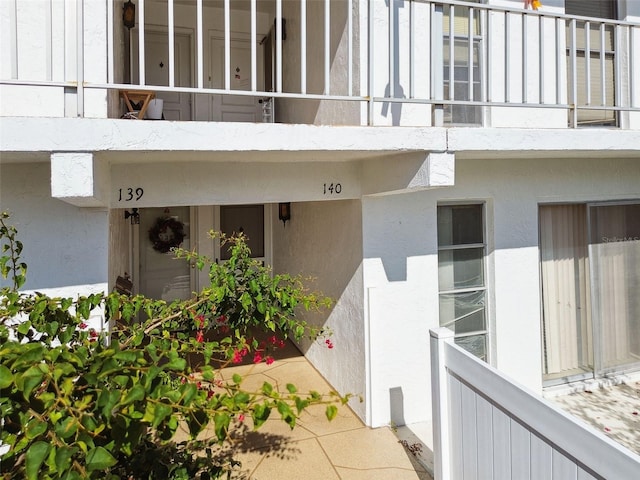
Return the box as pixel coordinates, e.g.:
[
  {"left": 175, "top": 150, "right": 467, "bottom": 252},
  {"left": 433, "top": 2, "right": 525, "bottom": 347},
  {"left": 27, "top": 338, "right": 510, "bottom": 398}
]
[
  {"left": 118, "top": 187, "right": 144, "bottom": 202},
  {"left": 323, "top": 183, "right": 342, "bottom": 195}
]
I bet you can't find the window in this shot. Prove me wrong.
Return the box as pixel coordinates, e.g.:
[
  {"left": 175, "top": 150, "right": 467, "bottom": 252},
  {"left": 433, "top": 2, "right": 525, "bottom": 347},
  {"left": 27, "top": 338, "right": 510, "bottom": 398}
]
[
  {"left": 540, "top": 202, "right": 640, "bottom": 383},
  {"left": 220, "top": 205, "right": 265, "bottom": 260},
  {"left": 443, "top": 3, "right": 482, "bottom": 125},
  {"left": 437, "top": 204, "right": 488, "bottom": 360},
  {"left": 565, "top": 0, "right": 617, "bottom": 126}
]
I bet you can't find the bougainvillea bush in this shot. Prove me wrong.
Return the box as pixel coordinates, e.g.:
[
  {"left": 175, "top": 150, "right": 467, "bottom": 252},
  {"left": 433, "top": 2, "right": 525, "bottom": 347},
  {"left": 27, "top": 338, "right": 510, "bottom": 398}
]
[{"left": 0, "top": 212, "right": 345, "bottom": 479}]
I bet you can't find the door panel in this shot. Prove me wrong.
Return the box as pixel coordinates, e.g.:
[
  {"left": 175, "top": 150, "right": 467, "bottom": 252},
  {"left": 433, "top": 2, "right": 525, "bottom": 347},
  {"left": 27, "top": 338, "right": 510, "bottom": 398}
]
[
  {"left": 137, "top": 207, "right": 192, "bottom": 302},
  {"left": 131, "top": 31, "right": 192, "bottom": 120},
  {"left": 210, "top": 37, "right": 262, "bottom": 122}
]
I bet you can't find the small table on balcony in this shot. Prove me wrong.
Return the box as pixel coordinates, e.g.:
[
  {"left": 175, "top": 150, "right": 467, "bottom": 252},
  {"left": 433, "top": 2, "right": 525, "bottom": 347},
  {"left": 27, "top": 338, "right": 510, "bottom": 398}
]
[{"left": 120, "top": 89, "right": 155, "bottom": 119}]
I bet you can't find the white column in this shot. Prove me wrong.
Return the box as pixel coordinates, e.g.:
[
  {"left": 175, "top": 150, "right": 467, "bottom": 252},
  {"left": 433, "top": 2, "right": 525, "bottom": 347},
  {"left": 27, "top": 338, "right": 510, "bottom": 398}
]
[{"left": 430, "top": 327, "right": 454, "bottom": 480}]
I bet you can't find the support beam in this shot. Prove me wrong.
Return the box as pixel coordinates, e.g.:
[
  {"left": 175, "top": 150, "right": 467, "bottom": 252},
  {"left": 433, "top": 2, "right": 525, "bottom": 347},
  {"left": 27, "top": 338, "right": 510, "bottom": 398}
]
[
  {"left": 51, "top": 152, "right": 109, "bottom": 207},
  {"left": 363, "top": 151, "right": 455, "bottom": 196}
]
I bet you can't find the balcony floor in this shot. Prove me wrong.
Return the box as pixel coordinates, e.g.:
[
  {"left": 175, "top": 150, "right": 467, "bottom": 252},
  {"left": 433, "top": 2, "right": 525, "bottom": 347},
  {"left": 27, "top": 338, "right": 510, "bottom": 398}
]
[{"left": 550, "top": 380, "right": 640, "bottom": 456}]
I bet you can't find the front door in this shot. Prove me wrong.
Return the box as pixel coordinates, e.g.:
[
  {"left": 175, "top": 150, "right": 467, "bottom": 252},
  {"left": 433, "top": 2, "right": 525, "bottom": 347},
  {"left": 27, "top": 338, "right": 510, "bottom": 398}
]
[
  {"left": 210, "top": 36, "right": 263, "bottom": 122},
  {"left": 131, "top": 30, "right": 192, "bottom": 120},
  {"left": 135, "top": 205, "right": 271, "bottom": 301},
  {"left": 136, "top": 206, "right": 192, "bottom": 302}
]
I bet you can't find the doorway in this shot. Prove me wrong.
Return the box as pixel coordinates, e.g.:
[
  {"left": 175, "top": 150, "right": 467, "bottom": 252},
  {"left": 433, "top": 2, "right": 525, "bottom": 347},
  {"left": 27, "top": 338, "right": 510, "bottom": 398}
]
[
  {"left": 209, "top": 35, "right": 263, "bottom": 122},
  {"left": 540, "top": 202, "right": 640, "bottom": 384},
  {"left": 136, "top": 206, "right": 193, "bottom": 302},
  {"left": 135, "top": 205, "right": 271, "bottom": 302},
  {"left": 131, "top": 30, "right": 193, "bottom": 120}
]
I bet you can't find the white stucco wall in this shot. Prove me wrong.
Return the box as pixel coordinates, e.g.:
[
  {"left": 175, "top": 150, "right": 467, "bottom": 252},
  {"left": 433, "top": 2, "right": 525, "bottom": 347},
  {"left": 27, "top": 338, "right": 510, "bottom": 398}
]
[
  {"left": 362, "top": 156, "right": 640, "bottom": 445},
  {"left": 272, "top": 200, "right": 366, "bottom": 419},
  {"left": 0, "top": 162, "right": 109, "bottom": 292}
]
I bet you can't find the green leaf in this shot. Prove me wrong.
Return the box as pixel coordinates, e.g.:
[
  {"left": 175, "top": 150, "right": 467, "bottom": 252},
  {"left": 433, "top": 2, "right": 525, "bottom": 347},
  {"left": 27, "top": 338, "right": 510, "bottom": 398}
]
[
  {"left": 252, "top": 403, "right": 271, "bottom": 428},
  {"left": 232, "top": 373, "right": 242, "bottom": 385},
  {"left": 17, "top": 320, "right": 32, "bottom": 335},
  {"left": 25, "top": 441, "right": 51, "bottom": 480},
  {"left": 122, "top": 384, "right": 146, "bottom": 406},
  {"left": 164, "top": 357, "right": 187, "bottom": 371},
  {"left": 25, "top": 419, "right": 48, "bottom": 440},
  {"left": 261, "top": 381, "right": 273, "bottom": 395},
  {"left": 152, "top": 402, "right": 173, "bottom": 428},
  {"left": 18, "top": 365, "right": 45, "bottom": 399},
  {"left": 55, "top": 446, "right": 76, "bottom": 474},
  {"left": 55, "top": 417, "right": 79, "bottom": 439},
  {"left": 286, "top": 383, "right": 297, "bottom": 394},
  {"left": 277, "top": 401, "right": 296, "bottom": 428},
  {"left": 213, "top": 413, "right": 230, "bottom": 442},
  {"left": 181, "top": 383, "right": 198, "bottom": 406},
  {"left": 77, "top": 298, "right": 91, "bottom": 320},
  {"left": 86, "top": 446, "right": 117, "bottom": 472},
  {"left": 326, "top": 405, "right": 338, "bottom": 421},
  {"left": 0, "top": 364, "right": 12, "bottom": 388}
]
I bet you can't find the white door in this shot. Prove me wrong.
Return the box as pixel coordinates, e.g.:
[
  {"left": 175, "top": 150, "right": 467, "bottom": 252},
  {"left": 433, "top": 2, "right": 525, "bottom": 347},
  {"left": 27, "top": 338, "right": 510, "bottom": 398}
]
[
  {"left": 131, "top": 31, "right": 192, "bottom": 120},
  {"left": 210, "top": 37, "right": 263, "bottom": 122},
  {"left": 136, "top": 207, "right": 193, "bottom": 302}
]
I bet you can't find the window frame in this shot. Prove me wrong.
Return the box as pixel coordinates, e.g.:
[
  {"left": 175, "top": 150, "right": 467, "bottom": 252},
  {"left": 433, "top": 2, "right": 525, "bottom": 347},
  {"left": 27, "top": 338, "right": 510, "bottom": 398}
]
[{"left": 437, "top": 202, "right": 490, "bottom": 361}]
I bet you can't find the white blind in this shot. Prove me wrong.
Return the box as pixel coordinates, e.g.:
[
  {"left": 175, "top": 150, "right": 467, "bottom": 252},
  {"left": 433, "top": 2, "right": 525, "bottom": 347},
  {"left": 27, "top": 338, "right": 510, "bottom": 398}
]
[{"left": 540, "top": 204, "right": 592, "bottom": 378}]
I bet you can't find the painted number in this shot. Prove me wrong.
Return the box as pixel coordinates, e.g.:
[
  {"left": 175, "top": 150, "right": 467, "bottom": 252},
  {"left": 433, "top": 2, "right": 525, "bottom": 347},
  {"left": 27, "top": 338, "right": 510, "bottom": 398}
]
[
  {"left": 323, "top": 183, "right": 342, "bottom": 195},
  {"left": 118, "top": 187, "right": 144, "bottom": 202}
]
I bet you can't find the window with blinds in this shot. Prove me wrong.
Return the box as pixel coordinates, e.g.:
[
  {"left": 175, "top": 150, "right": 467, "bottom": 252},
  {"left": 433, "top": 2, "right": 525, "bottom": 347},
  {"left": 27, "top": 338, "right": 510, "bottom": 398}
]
[{"left": 565, "top": 0, "right": 617, "bottom": 126}]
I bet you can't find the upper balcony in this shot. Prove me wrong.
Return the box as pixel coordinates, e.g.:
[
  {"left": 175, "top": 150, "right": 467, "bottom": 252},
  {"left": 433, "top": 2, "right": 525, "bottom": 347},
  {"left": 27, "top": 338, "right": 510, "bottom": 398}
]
[{"left": 1, "top": 0, "right": 639, "bottom": 130}]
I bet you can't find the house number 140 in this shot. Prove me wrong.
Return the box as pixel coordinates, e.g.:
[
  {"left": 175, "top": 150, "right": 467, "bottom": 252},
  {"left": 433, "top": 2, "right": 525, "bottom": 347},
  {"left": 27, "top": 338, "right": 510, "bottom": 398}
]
[
  {"left": 323, "top": 183, "right": 342, "bottom": 195},
  {"left": 118, "top": 187, "right": 144, "bottom": 202}
]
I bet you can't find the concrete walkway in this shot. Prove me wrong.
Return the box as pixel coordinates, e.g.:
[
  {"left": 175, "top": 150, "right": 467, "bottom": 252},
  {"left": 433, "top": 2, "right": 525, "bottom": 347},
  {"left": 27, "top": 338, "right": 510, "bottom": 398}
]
[{"left": 215, "top": 344, "right": 433, "bottom": 480}]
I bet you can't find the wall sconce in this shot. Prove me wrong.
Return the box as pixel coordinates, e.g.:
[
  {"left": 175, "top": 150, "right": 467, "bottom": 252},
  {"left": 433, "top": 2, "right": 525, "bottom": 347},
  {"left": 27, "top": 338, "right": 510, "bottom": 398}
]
[
  {"left": 278, "top": 202, "right": 291, "bottom": 226},
  {"left": 124, "top": 208, "right": 140, "bottom": 225},
  {"left": 123, "top": 1, "right": 136, "bottom": 29}
]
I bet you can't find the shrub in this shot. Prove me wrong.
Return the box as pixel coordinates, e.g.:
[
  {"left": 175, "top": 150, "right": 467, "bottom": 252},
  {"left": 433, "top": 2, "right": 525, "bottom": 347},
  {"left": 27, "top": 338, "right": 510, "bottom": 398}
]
[{"left": 0, "top": 212, "right": 346, "bottom": 479}]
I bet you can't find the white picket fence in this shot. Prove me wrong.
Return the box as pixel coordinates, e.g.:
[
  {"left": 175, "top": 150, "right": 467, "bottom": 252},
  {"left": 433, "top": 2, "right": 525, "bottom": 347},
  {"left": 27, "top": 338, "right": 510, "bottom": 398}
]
[{"left": 430, "top": 327, "right": 640, "bottom": 480}]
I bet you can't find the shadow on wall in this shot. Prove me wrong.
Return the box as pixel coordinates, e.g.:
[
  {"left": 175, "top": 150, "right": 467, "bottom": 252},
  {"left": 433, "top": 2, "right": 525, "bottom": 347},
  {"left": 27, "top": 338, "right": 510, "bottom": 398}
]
[
  {"left": 276, "top": 0, "right": 361, "bottom": 125},
  {"left": 271, "top": 199, "right": 364, "bottom": 352}
]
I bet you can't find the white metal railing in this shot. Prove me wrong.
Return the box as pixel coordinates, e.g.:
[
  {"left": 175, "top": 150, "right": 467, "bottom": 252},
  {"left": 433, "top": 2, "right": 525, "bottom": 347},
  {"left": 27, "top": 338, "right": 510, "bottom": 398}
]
[
  {"left": 430, "top": 327, "right": 640, "bottom": 480},
  {"left": 0, "top": 0, "right": 638, "bottom": 127}
]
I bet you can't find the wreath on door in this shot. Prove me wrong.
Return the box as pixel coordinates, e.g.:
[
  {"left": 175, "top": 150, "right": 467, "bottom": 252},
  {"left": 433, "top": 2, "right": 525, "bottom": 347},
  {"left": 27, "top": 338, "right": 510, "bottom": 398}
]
[{"left": 148, "top": 216, "right": 186, "bottom": 253}]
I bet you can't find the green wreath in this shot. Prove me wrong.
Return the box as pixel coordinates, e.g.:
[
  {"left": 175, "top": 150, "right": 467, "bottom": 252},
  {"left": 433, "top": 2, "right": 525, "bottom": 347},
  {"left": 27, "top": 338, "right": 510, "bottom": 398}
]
[{"left": 148, "top": 216, "right": 186, "bottom": 253}]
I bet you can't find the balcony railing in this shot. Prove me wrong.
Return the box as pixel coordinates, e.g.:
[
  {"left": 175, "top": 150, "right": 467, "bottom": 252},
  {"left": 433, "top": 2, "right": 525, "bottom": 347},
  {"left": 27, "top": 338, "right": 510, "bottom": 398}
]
[{"left": 0, "top": 0, "right": 638, "bottom": 128}]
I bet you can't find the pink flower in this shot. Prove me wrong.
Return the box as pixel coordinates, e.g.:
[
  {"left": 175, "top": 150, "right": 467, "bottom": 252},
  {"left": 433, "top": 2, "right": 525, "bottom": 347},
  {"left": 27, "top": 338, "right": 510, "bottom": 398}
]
[
  {"left": 265, "top": 356, "right": 275, "bottom": 366},
  {"left": 196, "top": 381, "right": 202, "bottom": 389},
  {"left": 195, "top": 315, "right": 205, "bottom": 328},
  {"left": 325, "top": 339, "right": 334, "bottom": 349},
  {"left": 232, "top": 350, "right": 243, "bottom": 364},
  {"left": 78, "top": 322, "right": 87, "bottom": 329},
  {"left": 238, "top": 414, "right": 245, "bottom": 422},
  {"left": 253, "top": 352, "right": 263, "bottom": 364},
  {"left": 207, "top": 389, "right": 215, "bottom": 399},
  {"left": 216, "top": 315, "right": 227, "bottom": 325},
  {"left": 195, "top": 330, "right": 204, "bottom": 343}
]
